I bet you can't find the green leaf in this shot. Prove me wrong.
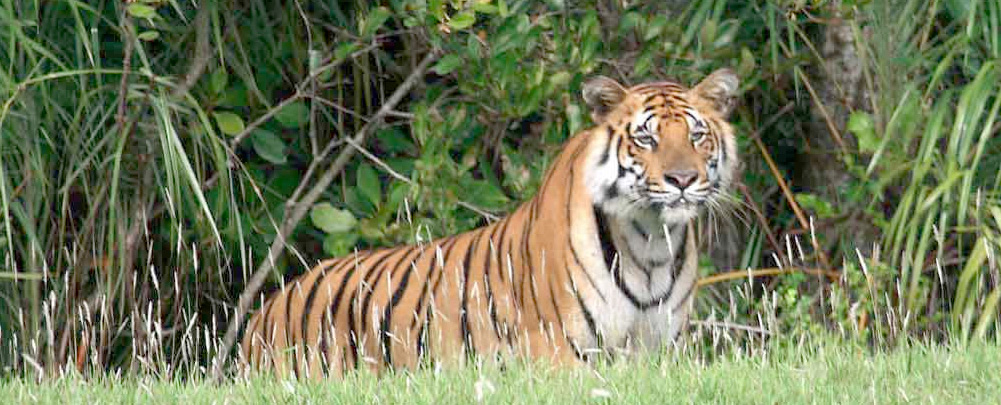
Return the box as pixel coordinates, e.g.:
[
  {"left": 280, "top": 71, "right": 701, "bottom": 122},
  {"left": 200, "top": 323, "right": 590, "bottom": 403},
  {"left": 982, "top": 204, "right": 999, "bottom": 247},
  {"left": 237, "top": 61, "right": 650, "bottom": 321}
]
[
  {"left": 274, "top": 101, "right": 309, "bottom": 128},
  {"left": 644, "top": 16, "right": 668, "bottom": 41},
  {"left": 311, "top": 203, "right": 358, "bottom": 234},
  {"left": 209, "top": 69, "right": 228, "bottom": 95},
  {"left": 323, "top": 232, "right": 359, "bottom": 256},
  {"left": 362, "top": 6, "right": 392, "bottom": 37},
  {"left": 467, "top": 179, "right": 508, "bottom": 210},
  {"left": 269, "top": 168, "right": 300, "bottom": 197},
  {"left": 386, "top": 182, "right": 410, "bottom": 211},
  {"left": 449, "top": 11, "right": 476, "bottom": 30},
  {"left": 473, "top": 3, "right": 498, "bottom": 14},
  {"left": 127, "top": 3, "right": 157, "bottom": 19},
  {"left": 432, "top": 54, "right": 463, "bottom": 75},
  {"left": 738, "top": 47, "right": 757, "bottom": 77},
  {"left": 137, "top": 31, "right": 159, "bottom": 41},
  {"left": 219, "top": 83, "right": 248, "bottom": 107},
  {"left": 794, "top": 193, "right": 836, "bottom": 218},
  {"left": 548, "top": 71, "right": 571, "bottom": 88},
  {"left": 944, "top": 0, "right": 971, "bottom": 20},
  {"left": 251, "top": 129, "right": 287, "bottom": 164},
  {"left": 357, "top": 164, "right": 381, "bottom": 206},
  {"left": 334, "top": 42, "right": 360, "bottom": 60},
  {"left": 376, "top": 127, "right": 416, "bottom": 154},
  {"left": 213, "top": 111, "right": 245, "bottom": 136},
  {"left": 359, "top": 218, "right": 386, "bottom": 240},
  {"left": 848, "top": 111, "right": 878, "bottom": 153}
]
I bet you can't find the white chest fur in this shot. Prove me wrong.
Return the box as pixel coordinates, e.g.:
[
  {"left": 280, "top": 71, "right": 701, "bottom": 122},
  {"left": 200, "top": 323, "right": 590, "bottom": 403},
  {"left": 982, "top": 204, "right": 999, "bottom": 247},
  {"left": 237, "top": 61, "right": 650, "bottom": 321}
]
[{"left": 572, "top": 211, "right": 698, "bottom": 356}]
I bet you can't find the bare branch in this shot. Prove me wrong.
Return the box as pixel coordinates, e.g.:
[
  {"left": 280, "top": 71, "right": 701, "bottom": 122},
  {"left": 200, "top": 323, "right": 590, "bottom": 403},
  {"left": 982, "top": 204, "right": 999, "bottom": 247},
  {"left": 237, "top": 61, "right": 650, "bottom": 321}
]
[
  {"left": 169, "top": 7, "right": 212, "bottom": 100},
  {"left": 211, "top": 51, "right": 439, "bottom": 380}
]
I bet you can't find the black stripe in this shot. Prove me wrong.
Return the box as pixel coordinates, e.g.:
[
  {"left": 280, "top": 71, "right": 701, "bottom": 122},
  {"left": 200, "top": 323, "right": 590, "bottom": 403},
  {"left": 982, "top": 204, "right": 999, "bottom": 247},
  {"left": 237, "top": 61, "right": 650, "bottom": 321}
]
[
  {"left": 493, "top": 218, "right": 513, "bottom": 285},
  {"left": 460, "top": 230, "right": 486, "bottom": 359},
  {"left": 520, "top": 202, "right": 544, "bottom": 327},
  {"left": 482, "top": 226, "right": 503, "bottom": 340},
  {"left": 668, "top": 226, "right": 694, "bottom": 313},
  {"left": 359, "top": 248, "right": 412, "bottom": 336},
  {"left": 345, "top": 249, "right": 398, "bottom": 369},
  {"left": 410, "top": 237, "right": 455, "bottom": 330},
  {"left": 346, "top": 297, "right": 359, "bottom": 368},
  {"left": 615, "top": 234, "right": 654, "bottom": 285},
  {"left": 640, "top": 114, "right": 654, "bottom": 132},
  {"left": 318, "top": 252, "right": 365, "bottom": 368},
  {"left": 602, "top": 134, "right": 623, "bottom": 201},
  {"left": 673, "top": 226, "right": 687, "bottom": 276},
  {"left": 497, "top": 215, "right": 518, "bottom": 348},
  {"left": 310, "top": 259, "right": 356, "bottom": 373},
  {"left": 301, "top": 259, "right": 351, "bottom": 364},
  {"left": 284, "top": 282, "right": 302, "bottom": 379},
  {"left": 593, "top": 207, "right": 624, "bottom": 287},
  {"left": 513, "top": 202, "right": 535, "bottom": 305},
  {"left": 593, "top": 211, "right": 622, "bottom": 279},
  {"left": 414, "top": 321, "right": 428, "bottom": 364},
  {"left": 565, "top": 163, "right": 606, "bottom": 305},
  {"left": 419, "top": 243, "right": 450, "bottom": 361},
  {"left": 568, "top": 244, "right": 606, "bottom": 303},
  {"left": 634, "top": 226, "right": 694, "bottom": 310},
  {"left": 571, "top": 285, "right": 600, "bottom": 355},
  {"left": 593, "top": 206, "right": 647, "bottom": 308},
  {"left": 411, "top": 237, "right": 456, "bottom": 363},
  {"left": 718, "top": 133, "right": 727, "bottom": 169},
  {"left": 604, "top": 183, "right": 619, "bottom": 200},
  {"left": 617, "top": 162, "right": 628, "bottom": 179},
  {"left": 380, "top": 246, "right": 425, "bottom": 367}
]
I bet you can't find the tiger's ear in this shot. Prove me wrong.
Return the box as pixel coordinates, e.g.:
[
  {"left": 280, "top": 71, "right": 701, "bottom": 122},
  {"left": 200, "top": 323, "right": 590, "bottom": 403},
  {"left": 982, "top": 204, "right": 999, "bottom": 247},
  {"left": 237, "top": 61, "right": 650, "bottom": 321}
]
[
  {"left": 582, "top": 76, "right": 627, "bottom": 122},
  {"left": 691, "top": 68, "right": 739, "bottom": 117}
]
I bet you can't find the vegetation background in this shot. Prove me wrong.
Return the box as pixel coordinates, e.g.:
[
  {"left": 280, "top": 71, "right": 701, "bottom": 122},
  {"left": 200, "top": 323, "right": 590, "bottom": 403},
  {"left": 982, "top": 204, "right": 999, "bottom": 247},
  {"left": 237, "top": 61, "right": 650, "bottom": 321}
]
[{"left": 0, "top": 0, "right": 999, "bottom": 382}]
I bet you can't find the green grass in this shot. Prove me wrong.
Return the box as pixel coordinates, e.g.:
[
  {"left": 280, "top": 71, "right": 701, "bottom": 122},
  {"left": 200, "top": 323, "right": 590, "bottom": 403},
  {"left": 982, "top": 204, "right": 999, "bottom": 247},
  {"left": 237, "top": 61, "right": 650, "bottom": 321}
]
[
  {"left": 3, "top": 341, "right": 999, "bottom": 404},
  {"left": 1, "top": 0, "right": 999, "bottom": 385}
]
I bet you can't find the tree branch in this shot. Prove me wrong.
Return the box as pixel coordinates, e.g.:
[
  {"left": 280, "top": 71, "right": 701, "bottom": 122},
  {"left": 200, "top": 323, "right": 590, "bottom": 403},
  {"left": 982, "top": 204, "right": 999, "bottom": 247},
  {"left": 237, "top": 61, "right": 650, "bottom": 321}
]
[
  {"left": 169, "top": 6, "right": 212, "bottom": 100},
  {"left": 210, "top": 51, "right": 438, "bottom": 380}
]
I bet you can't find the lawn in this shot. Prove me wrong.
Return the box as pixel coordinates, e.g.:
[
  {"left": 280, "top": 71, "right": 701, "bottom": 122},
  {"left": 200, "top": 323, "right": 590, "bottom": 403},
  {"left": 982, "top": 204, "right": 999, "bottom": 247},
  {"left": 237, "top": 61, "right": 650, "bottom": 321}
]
[{"left": 3, "top": 342, "right": 997, "bottom": 404}]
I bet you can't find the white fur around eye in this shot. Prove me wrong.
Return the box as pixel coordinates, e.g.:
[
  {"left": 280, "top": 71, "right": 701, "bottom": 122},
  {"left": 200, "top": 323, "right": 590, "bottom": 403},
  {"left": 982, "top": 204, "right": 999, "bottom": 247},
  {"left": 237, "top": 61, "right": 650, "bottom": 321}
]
[{"left": 630, "top": 111, "right": 658, "bottom": 145}]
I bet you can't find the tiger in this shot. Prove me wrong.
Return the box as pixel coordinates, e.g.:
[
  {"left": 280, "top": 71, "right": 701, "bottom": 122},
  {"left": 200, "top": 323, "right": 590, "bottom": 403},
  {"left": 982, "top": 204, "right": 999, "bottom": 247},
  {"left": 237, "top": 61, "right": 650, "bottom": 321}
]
[{"left": 241, "top": 68, "right": 740, "bottom": 378}]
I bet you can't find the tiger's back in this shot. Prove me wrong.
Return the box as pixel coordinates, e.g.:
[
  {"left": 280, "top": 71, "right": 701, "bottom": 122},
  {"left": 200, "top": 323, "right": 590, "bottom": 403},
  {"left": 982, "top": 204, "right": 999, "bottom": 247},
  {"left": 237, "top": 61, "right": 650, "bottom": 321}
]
[
  {"left": 242, "top": 69, "right": 740, "bottom": 378},
  {"left": 242, "top": 200, "right": 568, "bottom": 377}
]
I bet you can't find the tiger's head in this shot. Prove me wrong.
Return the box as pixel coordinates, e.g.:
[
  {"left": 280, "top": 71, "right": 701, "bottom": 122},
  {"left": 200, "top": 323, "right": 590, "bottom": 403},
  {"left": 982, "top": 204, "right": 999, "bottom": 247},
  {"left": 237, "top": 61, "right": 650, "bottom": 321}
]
[{"left": 582, "top": 69, "right": 739, "bottom": 224}]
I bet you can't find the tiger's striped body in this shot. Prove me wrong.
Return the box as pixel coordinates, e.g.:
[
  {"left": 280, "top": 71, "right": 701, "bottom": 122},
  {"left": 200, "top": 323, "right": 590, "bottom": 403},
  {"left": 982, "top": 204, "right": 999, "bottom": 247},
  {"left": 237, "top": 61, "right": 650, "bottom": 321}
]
[{"left": 242, "top": 69, "right": 739, "bottom": 377}]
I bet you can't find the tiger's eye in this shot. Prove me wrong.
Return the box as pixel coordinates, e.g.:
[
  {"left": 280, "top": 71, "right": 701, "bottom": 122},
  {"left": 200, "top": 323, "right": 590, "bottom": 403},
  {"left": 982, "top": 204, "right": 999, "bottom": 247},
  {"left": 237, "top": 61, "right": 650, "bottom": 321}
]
[{"left": 633, "top": 135, "right": 655, "bottom": 147}]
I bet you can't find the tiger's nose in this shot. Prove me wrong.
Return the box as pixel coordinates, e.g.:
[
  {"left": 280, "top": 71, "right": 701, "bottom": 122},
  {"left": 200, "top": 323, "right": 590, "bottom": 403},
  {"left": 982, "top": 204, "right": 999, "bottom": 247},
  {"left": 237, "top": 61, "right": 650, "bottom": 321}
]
[{"left": 664, "top": 170, "right": 698, "bottom": 190}]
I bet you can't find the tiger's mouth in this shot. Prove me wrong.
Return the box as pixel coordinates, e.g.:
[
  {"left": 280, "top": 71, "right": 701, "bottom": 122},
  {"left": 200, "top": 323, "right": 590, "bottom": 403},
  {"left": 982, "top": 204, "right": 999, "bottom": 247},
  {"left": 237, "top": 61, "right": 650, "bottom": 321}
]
[
  {"left": 630, "top": 194, "right": 699, "bottom": 224},
  {"left": 643, "top": 188, "right": 713, "bottom": 208}
]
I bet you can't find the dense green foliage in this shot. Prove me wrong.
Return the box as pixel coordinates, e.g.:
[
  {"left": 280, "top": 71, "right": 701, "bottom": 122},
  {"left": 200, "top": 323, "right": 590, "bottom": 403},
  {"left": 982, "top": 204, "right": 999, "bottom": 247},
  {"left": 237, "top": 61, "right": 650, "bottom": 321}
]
[{"left": 0, "top": 0, "right": 998, "bottom": 378}]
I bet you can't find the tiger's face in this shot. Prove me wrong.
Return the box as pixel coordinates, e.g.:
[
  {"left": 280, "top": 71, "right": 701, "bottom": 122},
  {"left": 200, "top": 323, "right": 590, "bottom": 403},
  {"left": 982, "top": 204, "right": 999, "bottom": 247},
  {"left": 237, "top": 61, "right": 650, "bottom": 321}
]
[{"left": 582, "top": 69, "right": 739, "bottom": 224}]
